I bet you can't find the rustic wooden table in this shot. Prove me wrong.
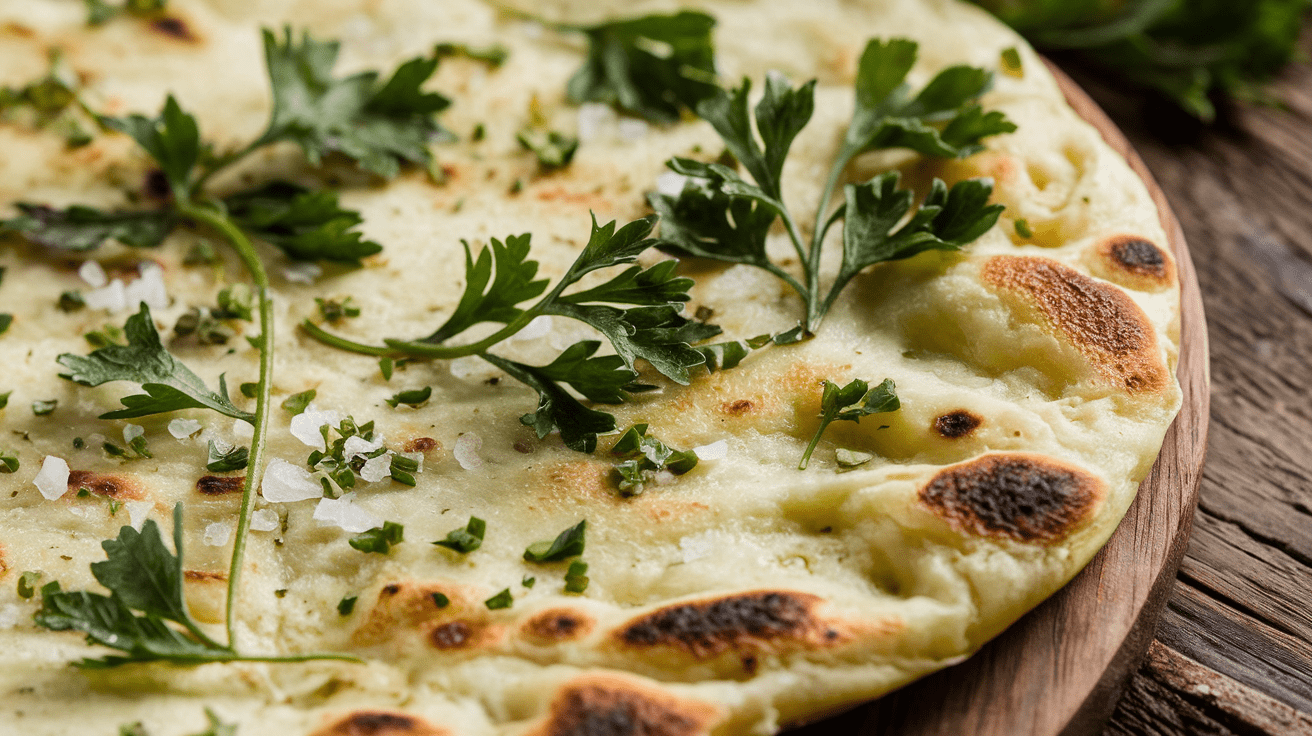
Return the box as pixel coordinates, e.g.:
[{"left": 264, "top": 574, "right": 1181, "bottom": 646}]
[{"left": 1072, "top": 32, "right": 1312, "bottom": 736}]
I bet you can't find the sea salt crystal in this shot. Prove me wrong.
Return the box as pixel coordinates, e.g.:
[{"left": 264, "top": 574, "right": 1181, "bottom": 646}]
[
  {"left": 84, "top": 278, "right": 126, "bottom": 312},
  {"left": 283, "top": 262, "right": 322, "bottom": 284},
  {"left": 78, "top": 260, "right": 108, "bottom": 288},
  {"left": 261, "top": 459, "right": 322, "bottom": 503},
  {"left": 693, "top": 440, "right": 727, "bottom": 461},
  {"left": 342, "top": 435, "right": 383, "bottom": 460},
  {"left": 125, "top": 500, "right": 153, "bottom": 531},
  {"left": 359, "top": 453, "right": 393, "bottom": 483},
  {"left": 124, "top": 263, "right": 168, "bottom": 309},
  {"left": 453, "top": 433, "right": 483, "bottom": 470},
  {"left": 202, "top": 521, "right": 233, "bottom": 547},
  {"left": 289, "top": 405, "right": 340, "bottom": 451},
  {"left": 34, "top": 456, "right": 69, "bottom": 500},
  {"left": 577, "top": 102, "right": 617, "bottom": 142},
  {"left": 653, "top": 469, "right": 677, "bottom": 486},
  {"left": 168, "top": 418, "right": 202, "bottom": 440},
  {"left": 123, "top": 424, "right": 144, "bottom": 444},
  {"left": 313, "top": 496, "right": 382, "bottom": 533},
  {"left": 250, "top": 508, "right": 280, "bottom": 532}
]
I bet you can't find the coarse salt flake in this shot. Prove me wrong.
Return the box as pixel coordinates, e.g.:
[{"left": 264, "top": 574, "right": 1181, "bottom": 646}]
[
  {"left": 203, "top": 521, "right": 233, "bottom": 547},
  {"left": 78, "top": 260, "right": 108, "bottom": 288},
  {"left": 34, "top": 456, "right": 69, "bottom": 501},
  {"left": 289, "top": 406, "right": 340, "bottom": 451},
  {"left": 168, "top": 418, "right": 202, "bottom": 440},
  {"left": 84, "top": 278, "right": 126, "bottom": 312},
  {"left": 283, "top": 262, "right": 322, "bottom": 284},
  {"left": 125, "top": 500, "right": 153, "bottom": 531},
  {"left": 261, "top": 459, "right": 323, "bottom": 503},
  {"left": 342, "top": 435, "right": 383, "bottom": 460},
  {"left": 123, "top": 424, "right": 144, "bottom": 444},
  {"left": 453, "top": 433, "right": 483, "bottom": 470},
  {"left": 313, "top": 496, "right": 382, "bottom": 534},
  {"left": 693, "top": 440, "right": 727, "bottom": 461},
  {"left": 250, "top": 508, "right": 280, "bottom": 532},
  {"left": 359, "top": 453, "right": 393, "bottom": 483},
  {"left": 124, "top": 263, "right": 168, "bottom": 309}
]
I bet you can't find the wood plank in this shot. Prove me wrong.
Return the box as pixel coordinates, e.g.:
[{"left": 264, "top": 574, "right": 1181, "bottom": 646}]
[{"left": 1106, "top": 642, "right": 1312, "bottom": 736}]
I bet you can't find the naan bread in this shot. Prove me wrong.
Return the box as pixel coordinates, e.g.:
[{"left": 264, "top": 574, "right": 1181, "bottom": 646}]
[{"left": 0, "top": 0, "right": 1181, "bottom": 734}]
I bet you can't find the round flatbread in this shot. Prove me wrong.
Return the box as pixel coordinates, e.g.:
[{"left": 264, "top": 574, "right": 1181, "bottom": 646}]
[{"left": 0, "top": 1, "right": 1181, "bottom": 734}]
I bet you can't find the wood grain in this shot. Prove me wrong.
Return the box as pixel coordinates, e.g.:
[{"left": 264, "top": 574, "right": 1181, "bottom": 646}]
[{"left": 788, "top": 63, "right": 1210, "bottom": 736}]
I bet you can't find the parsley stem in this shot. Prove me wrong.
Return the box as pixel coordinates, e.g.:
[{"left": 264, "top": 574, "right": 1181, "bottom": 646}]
[
  {"left": 175, "top": 199, "right": 272, "bottom": 652},
  {"left": 805, "top": 147, "right": 860, "bottom": 333}
]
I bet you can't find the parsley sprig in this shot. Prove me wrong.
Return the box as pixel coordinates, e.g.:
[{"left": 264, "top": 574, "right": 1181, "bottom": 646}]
[
  {"left": 650, "top": 38, "right": 1012, "bottom": 334},
  {"left": 10, "top": 27, "right": 451, "bottom": 666},
  {"left": 304, "top": 215, "right": 720, "bottom": 452},
  {"left": 799, "top": 378, "right": 899, "bottom": 470},
  {"left": 35, "top": 505, "right": 358, "bottom": 667}
]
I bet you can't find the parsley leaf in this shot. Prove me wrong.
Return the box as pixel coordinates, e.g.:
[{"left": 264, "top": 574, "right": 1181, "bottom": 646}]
[
  {"left": 104, "top": 95, "right": 200, "bottom": 198},
  {"left": 524, "top": 520, "right": 586, "bottom": 563},
  {"left": 566, "top": 11, "right": 719, "bottom": 124},
  {"left": 0, "top": 313, "right": 11, "bottom": 336},
  {"left": 0, "top": 449, "right": 18, "bottom": 473},
  {"left": 280, "top": 389, "right": 316, "bottom": 416},
  {"left": 385, "top": 386, "right": 431, "bottom": 408},
  {"left": 484, "top": 588, "right": 513, "bottom": 610},
  {"left": 349, "top": 521, "right": 404, "bottom": 554},
  {"left": 17, "top": 571, "right": 42, "bottom": 598},
  {"left": 480, "top": 349, "right": 627, "bottom": 453},
  {"left": 434, "top": 42, "right": 509, "bottom": 68},
  {"left": 610, "top": 424, "right": 698, "bottom": 496},
  {"left": 432, "top": 516, "right": 485, "bottom": 554},
  {"left": 517, "top": 128, "right": 579, "bottom": 169},
  {"left": 257, "top": 28, "right": 451, "bottom": 178},
  {"left": 799, "top": 378, "right": 899, "bottom": 470},
  {"left": 0, "top": 203, "right": 176, "bottom": 251},
  {"left": 57, "top": 303, "right": 253, "bottom": 422},
  {"left": 337, "top": 596, "right": 357, "bottom": 616},
  {"left": 32, "top": 399, "right": 57, "bottom": 416},
  {"left": 652, "top": 39, "right": 1012, "bottom": 334},
  {"left": 223, "top": 182, "right": 383, "bottom": 264},
  {"left": 564, "top": 560, "right": 589, "bottom": 594},
  {"left": 34, "top": 505, "right": 235, "bottom": 667}
]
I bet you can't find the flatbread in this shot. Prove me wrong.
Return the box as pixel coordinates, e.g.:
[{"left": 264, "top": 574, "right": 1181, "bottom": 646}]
[{"left": 0, "top": 1, "right": 1181, "bottom": 734}]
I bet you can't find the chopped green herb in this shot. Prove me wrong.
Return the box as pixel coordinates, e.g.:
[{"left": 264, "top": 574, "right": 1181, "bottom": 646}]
[
  {"left": 214, "top": 284, "right": 254, "bottom": 321},
  {"left": 431, "top": 592, "right": 450, "bottom": 608},
  {"left": 566, "top": 11, "right": 719, "bottom": 124},
  {"left": 471, "top": 123, "right": 486, "bottom": 141},
  {"left": 17, "top": 571, "right": 42, "bottom": 599},
  {"left": 349, "top": 521, "right": 404, "bottom": 554},
  {"left": 337, "top": 596, "right": 357, "bottom": 615},
  {"left": 484, "top": 588, "right": 513, "bottom": 610},
  {"left": 206, "top": 441, "right": 248, "bottom": 473},
  {"left": 564, "top": 560, "right": 589, "bottom": 594},
  {"left": 0, "top": 313, "right": 11, "bottom": 335},
  {"left": 315, "top": 296, "right": 360, "bottom": 323},
  {"left": 0, "top": 450, "right": 17, "bottom": 473},
  {"left": 127, "top": 435, "right": 152, "bottom": 459},
  {"left": 73, "top": 436, "right": 85, "bottom": 449},
  {"left": 1014, "top": 218, "right": 1033, "bottom": 239},
  {"left": 183, "top": 241, "right": 219, "bottom": 266},
  {"left": 32, "top": 399, "right": 57, "bottom": 416},
  {"left": 281, "top": 389, "right": 316, "bottom": 415},
  {"left": 173, "top": 307, "right": 234, "bottom": 345},
  {"left": 58, "top": 290, "right": 86, "bottom": 312},
  {"left": 610, "top": 424, "right": 698, "bottom": 496},
  {"left": 434, "top": 41, "right": 509, "bottom": 68},
  {"left": 1000, "top": 47, "right": 1024, "bottom": 78},
  {"left": 379, "top": 356, "right": 394, "bottom": 381},
  {"left": 239, "top": 382, "right": 259, "bottom": 399},
  {"left": 522, "top": 575, "right": 536, "bottom": 588},
  {"left": 799, "top": 378, "right": 899, "bottom": 470},
  {"left": 517, "top": 128, "right": 579, "bottom": 170},
  {"left": 77, "top": 488, "right": 92, "bottom": 498},
  {"left": 103, "top": 441, "right": 129, "bottom": 458},
  {"left": 83, "top": 323, "right": 126, "bottom": 348},
  {"left": 432, "top": 516, "right": 485, "bottom": 554},
  {"left": 524, "top": 520, "right": 586, "bottom": 563},
  {"left": 388, "top": 454, "right": 418, "bottom": 486},
  {"left": 85, "top": 0, "right": 166, "bottom": 26},
  {"left": 835, "top": 448, "right": 874, "bottom": 468},
  {"left": 0, "top": 390, "right": 9, "bottom": 409},
  {"left": 385, "top": 386, "right": 431, "bottom": 408}
]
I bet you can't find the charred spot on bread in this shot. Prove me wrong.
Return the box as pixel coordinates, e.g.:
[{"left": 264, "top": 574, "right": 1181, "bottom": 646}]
[
  {"left": 934, "top": 411, "right": 982, "bottom": 438},
  {"left": 531, "top": 675, "right": 718, "bottom": 736},
  {"left": 523, "top": 608, "right": 594, "bottom": 642},
  {"left": 919, "top": 454, "right": 1105, "bottom": 544},
  {"left": 196, "top": 475, "right": 244, "bottom": 494},
  {"left": 982, "top": 255, "right": 1169, "bottom": 393},
  {"left": 617, "top": 591, "right": 840, "bottom": 658},
  {"left": 721, "top": 399, "right": 754, "bottom": 416},
  {"left": 309, "top": 712, "right": 448, "bottom": 736},
  {"left": 67, "top": 470, "right": 143, "bottom": 499},
  {"left": 404, "top": 437, "right": 439, "bottom": 453},
  {"left": 429, "top": 621, "right": 472, "bottom": 650},
  {"left": 1090, "top": 235, "right": 1175, "bottom": 292},
  {"left": 150, "top": 17, "right": 199, "bottom": 43}
]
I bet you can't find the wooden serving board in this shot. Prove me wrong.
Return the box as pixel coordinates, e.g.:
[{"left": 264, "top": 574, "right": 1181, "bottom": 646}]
[{"left": 789, "top": 62, "right": 1211, "bottom": 736}]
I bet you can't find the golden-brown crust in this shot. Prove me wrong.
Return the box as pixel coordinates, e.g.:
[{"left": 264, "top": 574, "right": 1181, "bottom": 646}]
[
  {"left": 66, "top": 470, "right": 144, "bottom": 500},
  {"left": 352, "top": 581, "right": 465, "bottom": 647},
  {"left": 528, "top": 674, "right": 720, "bottom": 736},
  {"left": 522, "top": 608, "right": 596, "bottom": 642},
  {"left": 981, "top": 255, "right": 1170, "bottom": 393},
  {"left": 308, "top": 712, "right": 449, "bottom": 736},
  {"left": 934, "top": 410, "right": 983, "bottom": 439},
  {"left": 1088, "top": 235, "right": 1176, "bottom": 293},
  {"left": 195, "top": 475, "right": 244, "bottom": 494},
  {"left": 918, "top": 453, "right": 1106, "bottom": 545},
  {"left": 614, "top": 591, "right": 849, "bottom": 659}
]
